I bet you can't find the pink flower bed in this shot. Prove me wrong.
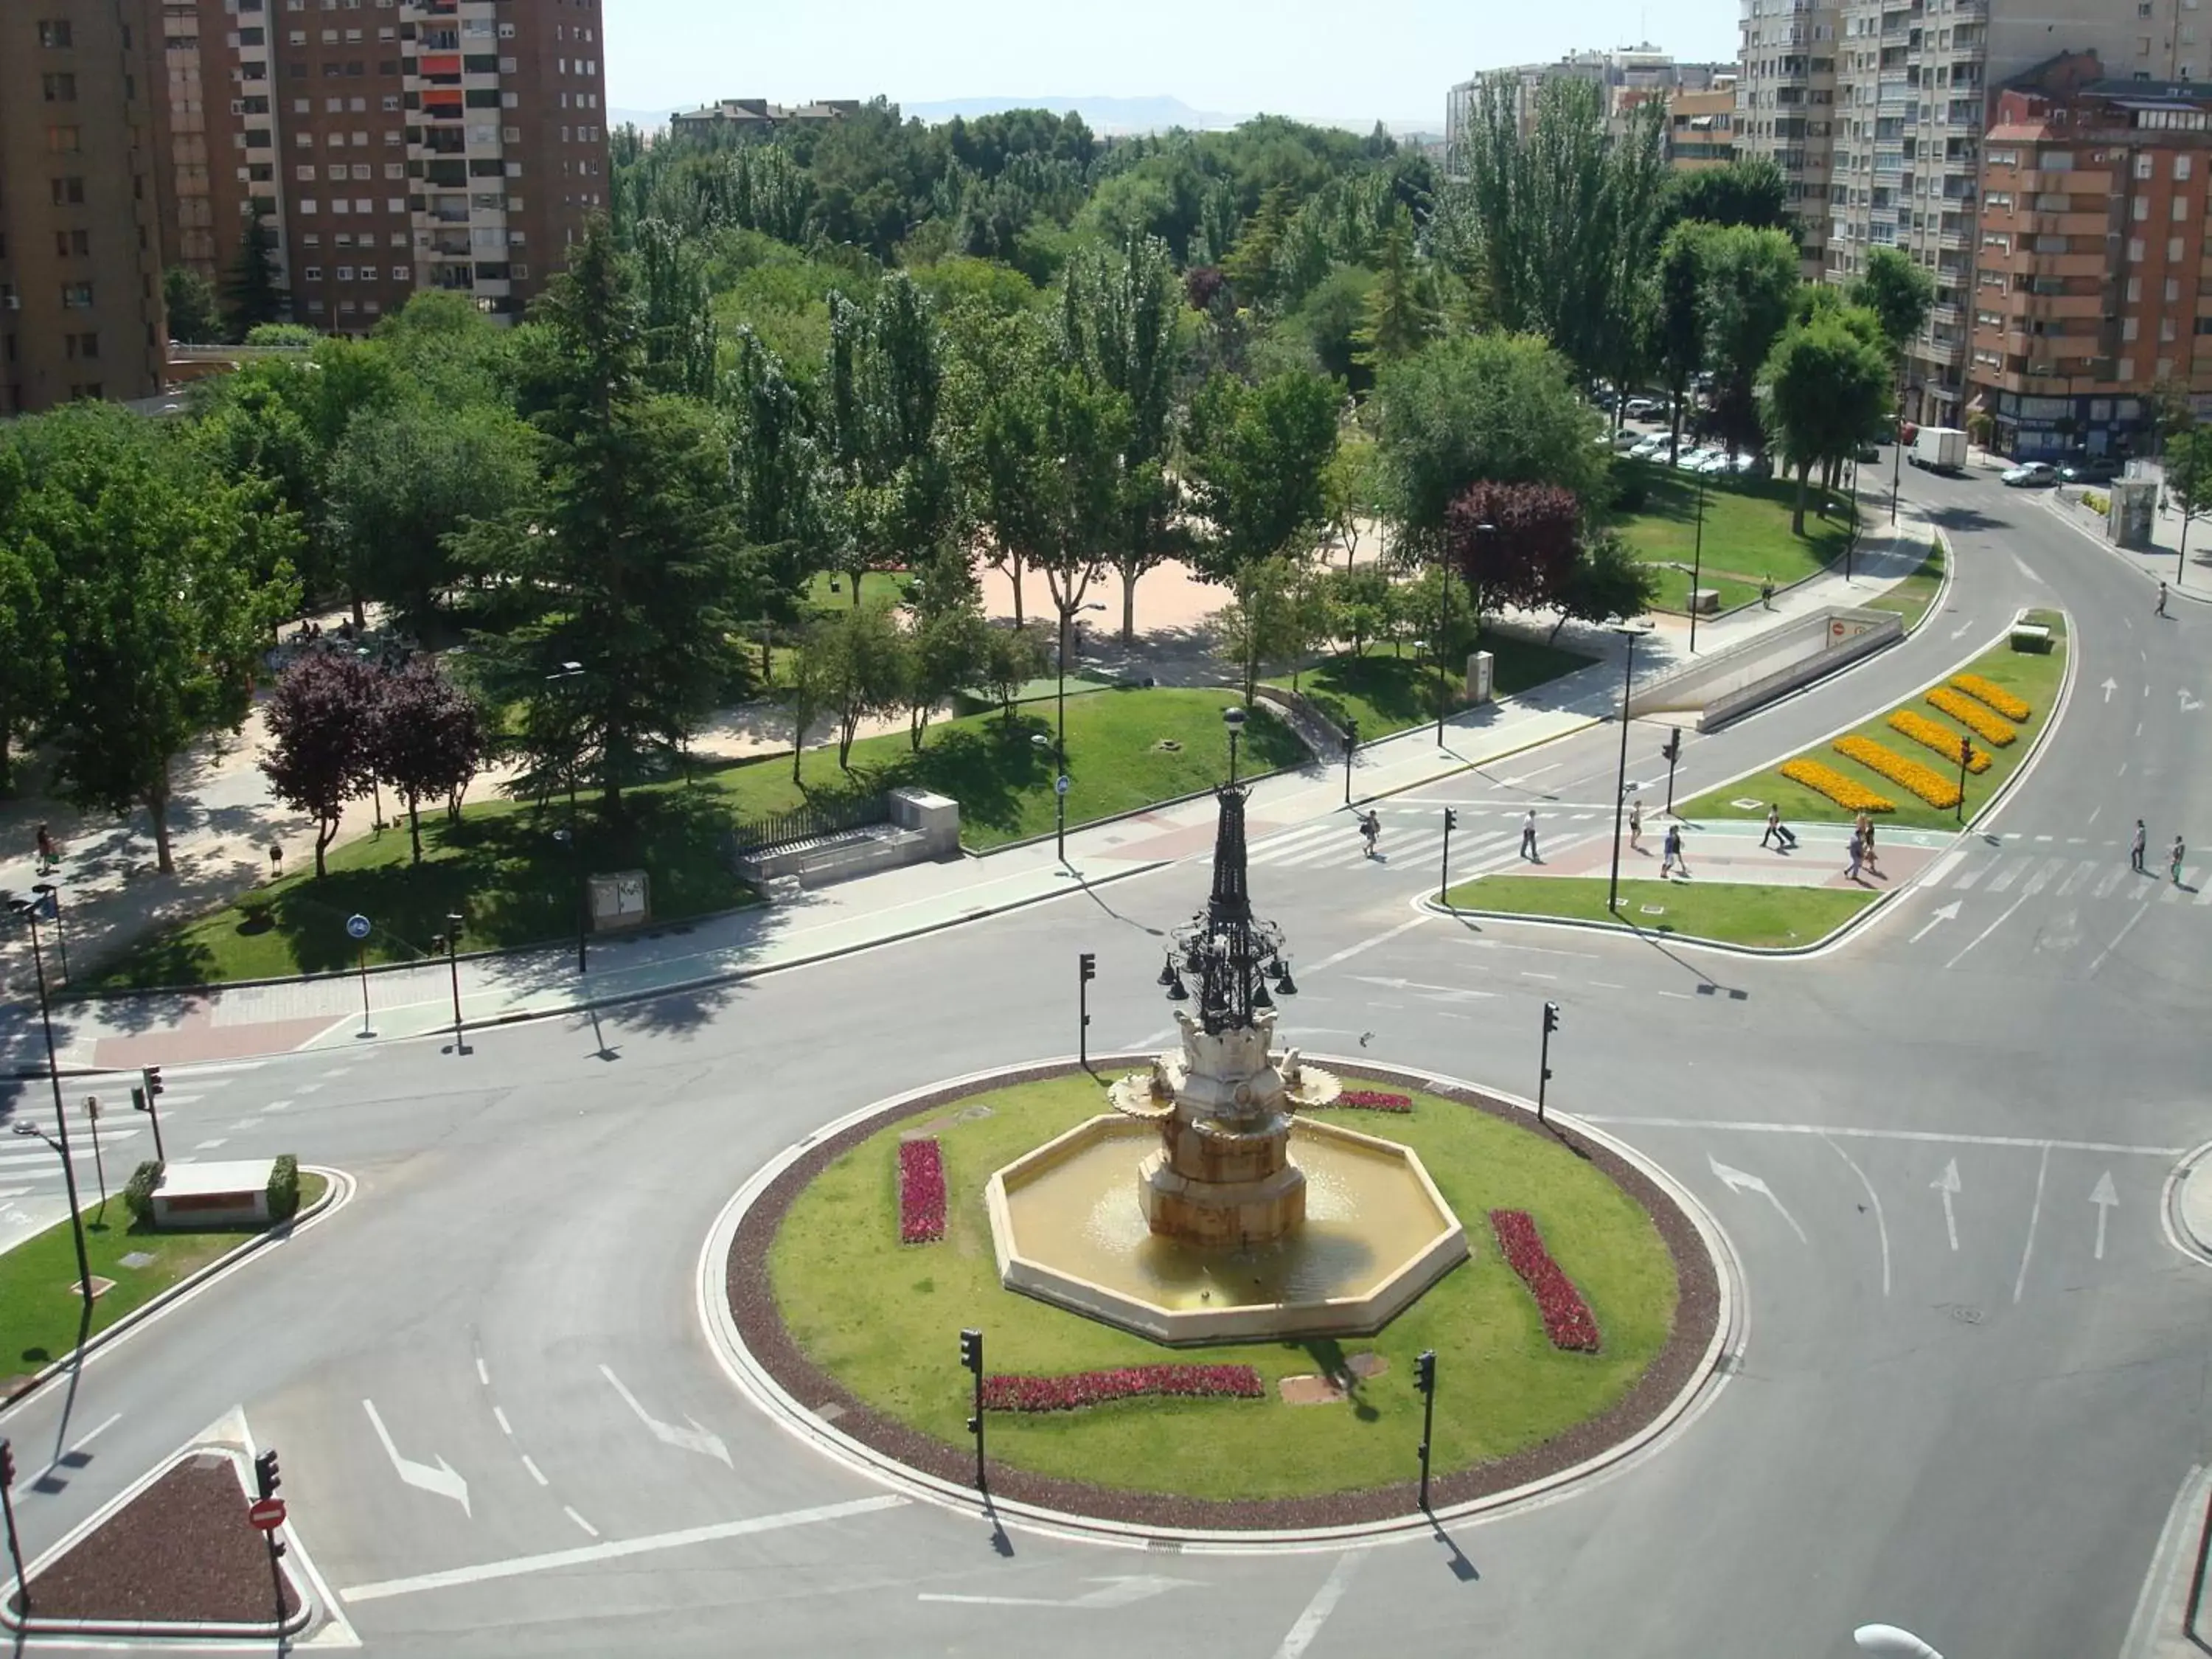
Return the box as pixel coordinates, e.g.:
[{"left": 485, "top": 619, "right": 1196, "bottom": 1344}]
[
  {"left": 897, "top": 1138, "right": 945, "bottom": 1244},
  {"left": 1490, "top": 1208, "right": 1601, "bottom": 1353},
  {"left": 981, "top": 1364, "right": 1265, "bottom": 1413},
  {"left": 1333, "top": 1090, "right": 1413, "bottom": 1112}
]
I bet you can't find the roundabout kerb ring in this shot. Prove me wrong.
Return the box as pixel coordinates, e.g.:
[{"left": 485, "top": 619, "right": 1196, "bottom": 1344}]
[{"left": 698, "top": 1054, "right": 1744, "bottom": 1552}]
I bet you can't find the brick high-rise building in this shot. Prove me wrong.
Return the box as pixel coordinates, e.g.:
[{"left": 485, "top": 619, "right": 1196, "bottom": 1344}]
[{"left": 0, "top": 4, "right": 169, "bottom": 414}]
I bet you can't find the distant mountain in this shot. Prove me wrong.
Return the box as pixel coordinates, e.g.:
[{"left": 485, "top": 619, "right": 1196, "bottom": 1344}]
[
  {"left": 902, "top": 94, "right": 1241, "bottom": 134},
  {"left": 611, "top": 106, "right": 678, "bottom": 132}
]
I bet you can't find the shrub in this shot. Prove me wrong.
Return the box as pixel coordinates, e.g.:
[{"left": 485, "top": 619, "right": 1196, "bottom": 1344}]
[
  {"left": 1613, "top": 474, "right": 1649, "bottom": 515},
  {"left": 897, "top": 1138, "right": 945, "bottom": 1244},
  {"left": 2083, "top": 490, "right": 2110, "bottom": 516},
  {"left": 1834, "top": 735, "right": 1962, "bottom": 810},
  {"left": 266, "top": 1153, "right": 300, "bottom": 1222},
  {"left": 1778, "top": 757, "right": 1895, "bottom": 814},
  {"left": 1926, "top": 686, "right": 2018, "bottom": 747},
  {"left": 123, "top": 1158, "right": 164, "bottom": 1225},
  {"left": 1491, "top": 1209, "right": 1601, "bottom": 1353},
  {"left": 1950, "top": 673, "right": 2031, "bottom": 723},
  {"left": 982, "top": 1364, "right": 1265, "bottom": 1413},
  {"left": 1329, "top": 1090, "right": 1412, "bottom": 1112},
  {"left": 1888, "top": 709, "right": 1992, "bottom": 772}
]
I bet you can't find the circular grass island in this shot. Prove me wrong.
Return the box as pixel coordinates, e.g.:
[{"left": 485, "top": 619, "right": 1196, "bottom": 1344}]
[{"left": 726, "top": 1060, "right": 1722, "bottom": 1531}]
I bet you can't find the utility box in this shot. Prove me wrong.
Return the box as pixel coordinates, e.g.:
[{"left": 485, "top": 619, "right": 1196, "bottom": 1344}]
[
  {"left": 150, "top": 1159, "right": 276, "bottom": 1229},
  {"left": 588, "top": 870, "right": 651, "bottom": 932},
  {"left": 2110, "top": 481, "right": 2157, "bottom": 549},
  {"left": 1465, "top": 650, "right": 1495, "bottom": 706},
  {"left": 1688, "top": 588, "right": 1722, "bottom": 615}
]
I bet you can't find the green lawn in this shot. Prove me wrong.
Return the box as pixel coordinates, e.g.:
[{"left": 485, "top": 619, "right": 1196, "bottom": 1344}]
[
  {"left": 1443, "top": 874, "right": 1880, "bottom": 949},
  {"left": 1644, "top": 568, "right": 1766, "bottom": 619},
  {"left": 1267, "top": 634, "right": 1595, "bottom": 740},
  {"left": 1678, "top": 610, "right": 2068, "bottom": 831},
  {"left": 91, "top": 689, "right": 1300, "bottom": 989},
  {"left": 1618, "top": 463, "right": 1858, "bottom": 591},
  {"left": 1864, "top": 540, "right": 1947, "bottom": 634},
  {"left": 769, "top": 1074, "right": 1676, "bottom": 1503},
  {"left": 1, "top": 1173, "right": 328, "bottom": 1385}
]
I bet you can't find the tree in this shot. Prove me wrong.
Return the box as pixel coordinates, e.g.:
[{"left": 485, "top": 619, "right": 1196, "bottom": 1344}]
[
  {"left": 1699, "top": 226, "right": 1802, "bottom": 456},
  {"left": 1183, "top": 368, "right": 1341, "bottom": 584},
  {"left": 1759, "top": 313, "right": 1893, "bottom": 535},
  {"left": 261, "top": 653, "right": 379, "bottom": 877},
  {"left": 1322, "top": 432, "right": 1383, "bottom": 567},
  {"left": 20, "top": 405, "right": 299, "bottom": 872},
  {"left": 163, "top": 265, "right": 224, "bottom": 344},
  {"left": 824, "top": 273, "right": 951, "bottom": 609},
  {"left": 323, "top": 400, "right": 540, "bottom": 634},
  {"left": 728, "top": 327, "right": 824, "bottom": 681},
  {"left": 631, "top": 216, "right": 718, "bottom": 399},
  {"left": 1372, "top": 333, "right": 1605, "bottom": 561},
  {"left": 792, "top": 604, "right": 907, "bottom": 770},
  {"left": 1548, "top": 529, "right": 1657, "bottom": 643},
  {"left": 463, "top": 223, "right": 745, "bottom": 815},
  {"left": 982, "top": 623, "right": 1048, "bottom": 724},
  {"left": 904, "top": 602, "right": 990, "bottom": 751},
  {"left": 1664, "top": 159, "right": 1792, "bottom": 234},
  {"left": 373, "top": 660, "right": 487, "bottom": 860},
  {"left": 1442, "top": 481, "right": 1582, "bottom": 625},
  {"left": 1654, "top": 223, "right": 1708, "bottom": 460},
  {"left": 2165, "top": 425, "right": 2212, "bottom": 573},
  {"left": 223, "top": 218, "right": 285, "bottom": 338},
  {"left": 1353, "top": 212, "right": 1439, "bottom": 371},
  {"left": 1849, "top": 248, "right": 1935, "bottom": 361},
  {"left": 0, "top": 438, "right": 63, "bottom": 793},
  {"left": 1327, "top": 563, "right": 1396, "bottom": 657},
  {"left": 1211, "top": 556, "right": 1304, "bottom": 705}
]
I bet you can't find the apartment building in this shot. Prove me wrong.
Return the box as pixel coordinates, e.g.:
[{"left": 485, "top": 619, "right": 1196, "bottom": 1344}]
[
  {"left": 0, "top": 4, "right": 170, "bottom": 414},
  {"left": 1741, "top": 0, "right": 2199, "bottom": 427},
  {"left": 1669, "top": 79, "right": 1741, "bottom": 170},
  {"left": 668, "top": 99, "right": 860, "bottom": 145},
  {"left": 1445, "top": 47, "right": 1729, "bottom": 175},
  {"left": 1967, "top": 55, "right": 2212, "bottom": 458}
]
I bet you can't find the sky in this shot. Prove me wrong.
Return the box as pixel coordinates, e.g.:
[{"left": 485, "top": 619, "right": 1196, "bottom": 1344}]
[{"left": 602, "top": 0, "right": 1740, "bottom": 129}]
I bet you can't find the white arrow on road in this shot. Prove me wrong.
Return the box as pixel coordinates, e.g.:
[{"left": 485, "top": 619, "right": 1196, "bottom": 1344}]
[
  {"left": 361, "top": 1399, "right": 470, "bottom": 1516},
  {"left": 919, "top": 1576, "right": 1203, "bottom": 1610},
  {"left": 2103, "top": 677, "right": 2120, "bottom": 703},
  {"left": 2181, "top": 689, "right": 2203, "bottom": 714},
  {"left": 599, "top": 1365, "right": 732, "bottom": 1467},
  {"left": 1910, "top": 900, "right": 1962, "bottom": 944},
  {"left": 1708, "top": 1155, "right": 1808, "bottom": 1243},
  {"left": 1950, "top": 617, "right": 1977, "bottom": 640},
  {"left": 2090, "top": 1170, "right": 2118, "bottom": 1261},
  {"left": 1931, "top": 1158, "right": 1961, "bottom": 1252},
  {"left": 1350, "top": 975, "right": 1496, "bottom": 1001}
]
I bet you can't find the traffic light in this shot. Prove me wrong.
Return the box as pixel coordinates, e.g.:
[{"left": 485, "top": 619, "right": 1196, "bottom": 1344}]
[
  {"left": 1414, "top": 1349, "right": 1436, "bottom": 1396},
  {"left": 1444, "top": 808, "right": 1458, "bottom": 832},
  {"left": 139, "top": 1066, "right": 163, "bottom": 1107},
  {"left": 1961, "top": 737, "right": 1975, "bottom": 767},
  {"left": 1660, "top": 728, "right": 1683, "bottom": 764},
  {"left": 254, "top": 1449, "right": 280, "bottom": 1501},
  {"left": 1078, "top": 953, "right": 1096, "bottom": 984},
  {"left": 959, "top": 1328, "right": 983, "bottom": 1376},
  {"left": 1543, "top": 1001, "right": 1561, "bottom": 1035},
  {"left": 1, "top": 1437, "right": 14, "bottom": 1489}
]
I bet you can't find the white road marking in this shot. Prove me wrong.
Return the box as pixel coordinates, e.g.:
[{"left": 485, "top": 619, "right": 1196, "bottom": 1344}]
[
  {"left": 1272, "top": 1551, "right": 1364, "bottom": 1659},
  {"left": 361, "top": 1398, "right": 471, "bottom": 1516},
  {"left": 1984, "top": 858, "right": 2024, "bottom": 893},
  {"left": 2093, "top": 868, "right": 2129, "bottom": 898},
  {"left": 520, "top": 1455, "right": 548, "bottom": 1486},
  {"left": 2056, "top": 862, "right": 2093, "bottom": 897},
  {"left": 920, "top": 1576, "right": 1203, "bottom": 1610},
  {"left": 337, "top": 1495, "right": 907, "bottom": 1604},
  {"left": 493, "top": 1407, "right": 512, "bottom": 1437},
  {"left": 1909, "top": 901, "right": 1961, "bottom": 944},
  {"left": 2088, "top": 902, "right": 2154, "bottom": 976},
  {"left": 30, "top": 1411, "right": 124, "bottom": 1484},
  {"left": 2091, "top": 1170, "right": 2118, "bottom": 1262},
  {"left": 296, "top": 1083, "right": 324, "bottom": 1094},
  {"left": 1707, "top": 1156, "right": 1809, "bottom": 1243},
  {"left": 475, "top": 1357, "right": 490, "bottom": 1386},
  {"left": 599, "top": 1364, "right": 732, "bottom": 1467},
  {"left": 1585, "top": 1116, "right": 2183, "bottom": 1157},
  {"left": 228, "top": 1120, "right": 260, "bottom": 1132},
  {"left": 262, "top": 1099, "right": 293, "bottom": 1112},
  {"left": 192, "top": 1138, "right": 229, "bottom": 1151},
  {"left": 1305, "top": 914, "right": 1432, "bottom": 975},
  {"left": 563, "top": 1506, "right": 599, "bottom": 1538},
  {"left": 1822, "top": 1134, "right": 1890, "bottom": 1298},
  {"left": 2119, "top": 1467, "right": 2211, "bottom": 1659},
  {"left": 1946, "top": 894, "right": 2031, "bottom": 969},
  {"left": 1931, "top": 1158, "right": 1962, "bottom": 1251},
  {"left": 2013, "top": 1142, "right": 2051, "bottom": 1304}
]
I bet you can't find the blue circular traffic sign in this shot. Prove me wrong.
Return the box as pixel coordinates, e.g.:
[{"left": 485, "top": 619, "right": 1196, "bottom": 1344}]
[{"left": 345, "top": 914, "right": 372, "bottom": 941}]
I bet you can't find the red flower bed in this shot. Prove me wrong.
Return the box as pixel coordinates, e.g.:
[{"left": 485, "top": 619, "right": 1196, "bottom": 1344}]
[
  {"left": 1490, "top": 1208, "right": 1601, "bottom": 1353},
  {"left": 981, "top": 1364, "right": 1265, "bottom": 1413},
  {"left": 897, "top": 1138, "right": 945, "bottom": 1244},
  {"left": 1334, "top": 1090, "right": 1413, "bottom": 1112}
]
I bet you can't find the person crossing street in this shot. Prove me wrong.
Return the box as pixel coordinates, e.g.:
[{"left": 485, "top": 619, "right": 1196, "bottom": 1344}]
[
  {"left": 2173, "top": 833, "right": 2188, "bottom": 885},
  {"left": 2132, "top": 819, "right": 2149, "bottom": 873},
  {"left": 1520, "top": 808, "right": 1540, "bottom": 862}
]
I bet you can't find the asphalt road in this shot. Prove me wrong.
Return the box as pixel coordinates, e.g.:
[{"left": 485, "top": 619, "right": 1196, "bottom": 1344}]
[{"left": 3, "top": 452, "right": 2210, "bottom": 1658}]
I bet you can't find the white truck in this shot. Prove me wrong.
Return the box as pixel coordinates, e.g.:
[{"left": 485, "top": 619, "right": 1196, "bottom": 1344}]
[{"left": 1909, "top": 426, "right": 1968, "bottom": 474}]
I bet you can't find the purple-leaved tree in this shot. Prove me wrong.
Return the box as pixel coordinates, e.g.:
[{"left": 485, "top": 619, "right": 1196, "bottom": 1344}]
[
  {"left": 373, "top": 659, "right": 487, "bottom": 863},
  {"left": 260, "top": 653, "right": 379, "bottom": 877}
]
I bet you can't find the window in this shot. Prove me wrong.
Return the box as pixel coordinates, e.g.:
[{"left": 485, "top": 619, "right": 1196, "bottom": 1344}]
[
  {"left": 60, "top": 282, "right": 93, "bottom": 309},
  {"left": 2168, "top": 277, "right": 2182, "bottom": 302},
  {"left": 46, "top": 126, "right": 80, "bottom": 153},
  {"left": 2182, "top": 155, "right": 2197, "bottom": 181},
  {"left": 2174, "top": 237, "right": 2188, "bottom": 260},
  {"left": 49, "top": 175, "right": 83, "bottom": 205},
  {"left": 2136, "top": 194, "right": 2152, "bottom": 220},
  {"left": 36, "top": 20, "right": 73, "bottom": 48},
  {"left": 2181, "top": 196, "right": 2197, "bottom": 220},
  {"left": 2130, "top": 236, "right": 2147, "bottom": 260},
  {"left": 303, "top": 266, "right": 323, "bottom": 281},
  {"left": 2125, "top": 315, "right": 2141, "bottom": 341},
  {"left": 63, "top": 331, "right": 98, "bottom": 360},
  {"left": 391, "top": 264, "right": 410, "bottom": 280},
  {"left": 336, "top": 265, "right": 354, "bottom": 281},
  {"left": 2164, "top": 317, "right": 2180, "bottom": 341},
  {"left": 43, "top": 73, "right": 77, "bottom": 102},
  {"left": 53, "top": 229, "right": 88, "bottom": 257}
]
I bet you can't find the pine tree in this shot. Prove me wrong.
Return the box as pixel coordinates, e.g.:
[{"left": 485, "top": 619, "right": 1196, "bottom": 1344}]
[{"left": 222, "top": 218, "right": 285, "bottom": 337}]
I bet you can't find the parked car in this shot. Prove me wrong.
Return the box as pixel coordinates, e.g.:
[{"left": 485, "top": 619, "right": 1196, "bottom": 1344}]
[
  {"left": 1695, "top": 452, "right": 1732, "bottom": 476},
  {"left": 1731, "top": 451, "right": 1771, "bottom": 478},
  {"left": 1674, "top": 446, "right": 1714, "bottom": 471},
  {"left": 2057, "top": 457, "right": 2121, "bottom": 484},
  {"left": 1855, "top": 441, "right": 1881, "bottom": 462},
  {"left": 1624, "top": 397, "right": 1660, "bottom": 421},
  {"left": 1612, "top": 428, "right": 1644, "bottom": 451},
  {"left": 2001, "top": 462, "right": 2060, "bottom": 488},
  {"left": 1628, "top": 435, "right": 1668, "bottom": 461}
]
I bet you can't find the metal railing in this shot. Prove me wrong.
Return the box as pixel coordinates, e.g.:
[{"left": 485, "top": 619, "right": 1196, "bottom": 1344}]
[{"left": 729, "top": 793, "right": 890, "bottom": 855}]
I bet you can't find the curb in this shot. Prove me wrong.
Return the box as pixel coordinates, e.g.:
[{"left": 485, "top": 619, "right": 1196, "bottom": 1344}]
[
  {"left": 2160, "top": 1140, "right": 2212, "bottom": 1267},
  {"left": 1419, "top": 881, "right": 1902, "bottom": 961},
  {"left": 2039, "top": 493, "right": 2212, "bottom": 606},
  {"left": 0, "top": 1166, "right": 352, "bottom": 1417},
  {"left": 697, "top": 1052, "right": 1743, "bottom": 1554}
]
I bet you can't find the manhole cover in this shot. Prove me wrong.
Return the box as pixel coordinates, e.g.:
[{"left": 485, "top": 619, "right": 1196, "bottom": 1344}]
[
  {"left": 1731, "top": 797, "right": 1765, "bottom": 810},
  {"left": 118, "top": 1251, "right": 155, "bottom": 1269},
  {"left": 956, "top": 1105, "right": 995, "bottom": 1123},
  {"left": 1640, "top": 905, "right": 1667, "bottom": 916},
  {"left": 1945, "top": 1304, "right": 1986, "bottom": 1325}
]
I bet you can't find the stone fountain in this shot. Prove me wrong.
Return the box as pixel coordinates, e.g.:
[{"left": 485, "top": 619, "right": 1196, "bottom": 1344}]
[{"left": 984, "top": 780, "right": 1470, "bottom": 1346}]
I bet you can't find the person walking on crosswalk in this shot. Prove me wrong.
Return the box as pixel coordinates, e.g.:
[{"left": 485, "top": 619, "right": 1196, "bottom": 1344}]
[
  {"left": 1660, "top": 822, "right": 1687, "bottom": 879},
  {"left": 1629, "top": 798, "right": 1644, "bottom": 852},
  {"left": 2173, "top": 833, "right": 2188, "bottom": 885},
  {"left": 1846, "top": 827, "right": 1865, "bottom": 883},
  {"left": 2158, "top": 581, "right": 2170, "bottom": 618},
  {"left": 1520, "top": 808, "right": 1540, "bottom": 862},
  {"left": 1761, "top": 804, "right": 1797, "bottom": 851},
  {"left": 2132, "top": 819, "right": 2149, "bottom": 873}
]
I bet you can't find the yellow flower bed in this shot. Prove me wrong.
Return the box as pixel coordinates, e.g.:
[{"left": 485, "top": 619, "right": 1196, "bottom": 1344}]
[
  {"left": 1888, "top": 709, "right": 1992, "bottom": 773},
  {"left": 1835, "top": 735, "right": 1961, "bottom": 810},
  {"left": 1780, "top": 757, "right": 1896, "bottom": 814},
  {"left": 1950, "top": 673, "right": 2031, "bottom": 723},
  {"left": 1927, "top": 686, "right": 2018, "bottom": 746}
]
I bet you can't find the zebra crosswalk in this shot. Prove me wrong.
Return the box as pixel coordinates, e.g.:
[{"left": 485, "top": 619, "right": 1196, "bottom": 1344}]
[{"left": 1942, "top": 852, "right": 2210, "bottom": 905}]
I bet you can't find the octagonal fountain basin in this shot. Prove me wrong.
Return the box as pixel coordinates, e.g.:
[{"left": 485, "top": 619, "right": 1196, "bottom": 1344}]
[{"left": 984, "top": 1114, "right": 1468, "bottom": 1346}]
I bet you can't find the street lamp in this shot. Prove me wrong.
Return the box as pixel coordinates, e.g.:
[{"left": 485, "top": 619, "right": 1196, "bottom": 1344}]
[
  {"left": 1438, "top": 529, "right": 1492, "bottom": 746},
  {"left": 429, "top": 910, "right": 466, "bottom": 1050},
  {"left": 1854, "top": 1625, "right": 1943, "bottom": 1658},
  {"left": 546, "top": 663, "right": 588, "bottom": 973},
  {"left": 10, "top": 898, "right": 93, "bottom": 1313},
  {"left": 1030, "top": 731, "right": 1067, "bottom": 864},
  {"left": 1341, "top": 717, "right": 1359, "bottom": 807},
  {"left": 1688, "top": 468, "right": 1706, "bottom": 653},
  {"left": 1222, "top": 705, "right": 1248, "bottom": 786},
  {"left": 1605, "top": 625, "right": 1653, "bottom": 915},
  {"left": 30, "top": 883, "right": 66, "bottom": 985}
]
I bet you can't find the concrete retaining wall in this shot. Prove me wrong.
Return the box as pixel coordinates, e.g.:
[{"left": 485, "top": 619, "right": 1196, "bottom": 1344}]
[{"left": 1628, "top": 605, "right": 1902, "bottom": 731}]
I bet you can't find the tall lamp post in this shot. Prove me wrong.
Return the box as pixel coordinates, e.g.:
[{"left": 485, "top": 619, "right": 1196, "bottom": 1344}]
[
  {"left": 1341, "top": 717, "right": 1359, "bottom": 807},
  {"left": 1606, "top": 625, "right": 1652, "bottom": 914},
  {"left": 1223, "top": 705, "right": 1247, "bottom": 786},
  {"left": 29, "top": 882, "right": 66, "bottom": 984},
  {"left": 1030, "top": 731, "right": 1068, "bottom": 864},
  {"left": 11, "top": 897, "right": 93, "bottom": 1312},
  {"left": 1688, "top": 470, "right": 1706, "bottom": 653},
  {"left": 544, "top": 662, "right": 588, "bottom": 971}
]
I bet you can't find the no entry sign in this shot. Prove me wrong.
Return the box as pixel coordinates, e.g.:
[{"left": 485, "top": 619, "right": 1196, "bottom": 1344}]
[{"left": 247, "top": 1496, "right": 287, "bottom": 1531}]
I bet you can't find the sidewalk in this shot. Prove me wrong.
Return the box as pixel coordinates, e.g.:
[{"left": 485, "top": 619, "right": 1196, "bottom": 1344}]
[
  {"left": 0, "top": 506, "right": 1938, "bottom": 1073},
  {"left": 2042, "top": 476, "right": 2212, "bottom": 603}
]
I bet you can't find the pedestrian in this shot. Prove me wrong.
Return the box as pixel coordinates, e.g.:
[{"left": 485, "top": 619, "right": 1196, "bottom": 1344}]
[
  {"left": 2157, "top": 580, "right": 2170, "bottom": 617},
  {"left": 1359, "top": 810, "right": 1380, "bottom": 859},
  {"left": 1767, "top": 805, "right": 1798, "bottom": 851},
  {"left": 1762, "top": 804, "right": 1784, "bottom": 849},
  {"left": 1761, "top": 579, "right": 1775, "bottom": 611},
  {"left": 1846, "top": 828, "right": 1865, "bottom": 882},
  {"left": 1520, "top": 808, "right": 1540, "bottom": 862},
  {"left": 2173, "top": 833, "right": 2188, "bottom": 885},
  {"left": 1661, "top": 823, "right": 1687, "bottom": 878},
  {"left": 1857, "top": 811, "right": 1881, "bottom": 877},
  {"left": 1629, "top": 799, "right": 1644, "bottom": 852},
  {"left": 34, "top": 822, "right": 55, "bottom": 874},
  {"left": 2132, "top": 818, "right": 2148, "bottom": 873}
]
